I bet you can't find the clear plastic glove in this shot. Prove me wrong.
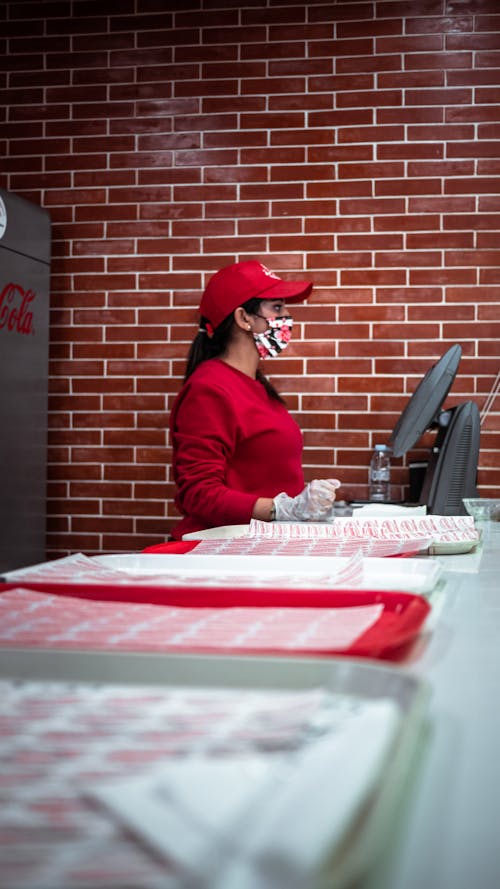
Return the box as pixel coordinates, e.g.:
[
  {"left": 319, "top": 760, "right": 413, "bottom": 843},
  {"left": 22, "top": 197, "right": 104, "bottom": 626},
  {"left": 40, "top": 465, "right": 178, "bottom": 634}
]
[{"left": 274, "top": 479, "right": 341, "bottom": 522}]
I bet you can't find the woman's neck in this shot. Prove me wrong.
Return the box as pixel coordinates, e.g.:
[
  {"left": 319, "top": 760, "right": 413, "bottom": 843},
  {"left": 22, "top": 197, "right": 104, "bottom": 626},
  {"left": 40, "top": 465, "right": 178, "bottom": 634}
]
[{"left": 220, "top": 338, "right": 259, "bottom": 379}]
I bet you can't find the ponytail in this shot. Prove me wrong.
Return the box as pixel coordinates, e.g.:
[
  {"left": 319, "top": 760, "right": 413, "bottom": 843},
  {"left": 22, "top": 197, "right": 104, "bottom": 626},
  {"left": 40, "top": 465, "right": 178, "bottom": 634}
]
[{"left": 183, "top": 314, "right": 234, "bottom": 382}]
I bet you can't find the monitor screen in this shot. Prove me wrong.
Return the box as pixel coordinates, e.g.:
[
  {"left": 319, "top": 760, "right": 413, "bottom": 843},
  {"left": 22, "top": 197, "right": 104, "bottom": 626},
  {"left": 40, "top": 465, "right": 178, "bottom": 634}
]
[
  {"left": 388, "top": 344, "right": 480, "bottom": 515},
  {"left": 390, "top": 344, "right": 462, "bottom": 458}
]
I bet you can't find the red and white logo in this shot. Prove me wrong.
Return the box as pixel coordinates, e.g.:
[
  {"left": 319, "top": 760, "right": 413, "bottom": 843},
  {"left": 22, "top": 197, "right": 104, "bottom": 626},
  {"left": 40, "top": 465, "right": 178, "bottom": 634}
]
[
  {"left": 260, "top": 263, "right": 281, "bottom": 281},
  {"left": 0, "top": 283, "right": 35, "bottom": 335}
]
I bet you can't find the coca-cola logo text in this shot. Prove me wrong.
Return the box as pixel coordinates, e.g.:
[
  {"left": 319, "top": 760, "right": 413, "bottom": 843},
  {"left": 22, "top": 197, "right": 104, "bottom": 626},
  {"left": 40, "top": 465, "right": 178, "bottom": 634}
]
[{"left": 0, "top": 283, "right": 35, "bottom": 335}]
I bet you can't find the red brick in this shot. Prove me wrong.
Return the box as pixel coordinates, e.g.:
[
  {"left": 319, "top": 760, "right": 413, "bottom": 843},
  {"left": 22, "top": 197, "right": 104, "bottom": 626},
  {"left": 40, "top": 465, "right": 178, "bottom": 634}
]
[
  {"left": 341, "top": 269, "right": 407, "bottom": 285},
  {"left": 337, "top": 233, "right": 404, "bottom": 250},
  {"left": 205, "top": 201, "right": 269, "bottom": 219},
  {"left": 408, "top": 304, "right": 475, "bottom": 321},
  {"left": 240, "top": 148, "right": 306, "bottom": 167},
  {"left": 481, "top": 269, "right": 500, "bottom": 284},
  {"left": 308, "top": 109, "right": 373, "bottom": 127},
  {"left": 305, "top": 217, "right": 371, "bottom": 233},
  {"left": 477, "top": 232, "right": 500, "bottom": 248},
  {"left": 478, "top": 304, "right": 500, "bottom": 320},
  {"left": 72, "top": 516, "right": 134, "bottom": 532},
  {"left": 340, "top": 304, "right": 405, "bottom": 322},
  {"left": 309, "top": 74, "right": 374, "bottom": 92},
  {"left": 308, "top": 145, "right": 373, "bottom": 161},
  {"left": 308, "top": 181, "right": 372, "bottom": 198},
  {"left": 405, "top": 51, "right": 472, "bottom": 70},
  {"left": 403, "top": 14, "right": 473, "bottom": 34},
  {"left": 376, "top": 287, "right": 443, "bottom": 303},
  {"left": 374, "top": 214, "right": 441, "bottom": 231},
  {"left": 308, "top": 38, "right": 374, "bottom": 57},
  {"left": 338, "top": 19, "right": 402, "bottom": 38},
  {"left": 407, "top": 160, "right": 474, "bottom": 176},
  {"left": 338, "top": 124, "right": 404, "bottom": 142},
  {"left": 477, "top": 51, "right": 500, "bottom": 68},
  {"left": 408, "top": 124, "right": 474, "bottom": 141},
  {"left": 376, "top": 251, "right": 442, "bottom": 267},
  {"left": 377, "top": 143, "right": 444, "bottom": 159},
  {"left": 445, "top": 178, "right": 500, "bottom": 194},
  {"left": 448, "top": 68, "right": 500, "bottom": 86},
  {"left": 339, "top": 198, "right": 405, "bottom": 215},
  {"left": 379, "top": 73, "right": 446, "bottom": 95},
  {"left": 477, "top": 159, "right": 500, "bottom": 176},
  {"left": 105, "top": 465, "right": 167, "bottom": 482},
  {"left": 375, "top": 178, "right": 442, "bottom": 196},
  {"left": 409, "top": 197, "right": 475, "bottom": 212},
  {"left": 377, "top": 106, "right": 443, "bottom": 123},
  {"left": 338, "top": 161, "right": 404, "bottom": 179},
  {"left": 336, "top": 89, "right": 402, "bottom": 108},
  {"left": 269, "top": 235, "right": 333, "bottom": 252},
  {"left": 407, "top": 232, "right": 474, "bottom": 249},
  {"left": 446, "top": 321, "right": 500, "bottom": 339},
  {"left": 478, "top": 123, "right": 500, "bottom": 140},
  {"left": 336, "top": 54, "right": 401, "bottom": 74},
  {"left": 411, "top": 269, "right": 477, "bottom": 285},
  {"left": 377, "top": 34, "right": 444, "bottom": 52},
  {"left": 446, "top": 250, "right": 500, "bottom": 267},
  {"left": 479, "top": 196, "right": 500, "bottom": 210},
  {"left": 447, "top": 286, "right": 500, "bottom": 302},
  {"left": 406, "top": 87, "right": 472, "bottom": 105}
]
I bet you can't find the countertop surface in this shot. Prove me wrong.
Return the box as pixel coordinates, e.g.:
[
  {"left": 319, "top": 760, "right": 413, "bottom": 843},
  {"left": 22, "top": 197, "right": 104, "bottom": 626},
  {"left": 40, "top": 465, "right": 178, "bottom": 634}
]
[{"left": 360, "top": 522, "right": 500, "bottom": 889}]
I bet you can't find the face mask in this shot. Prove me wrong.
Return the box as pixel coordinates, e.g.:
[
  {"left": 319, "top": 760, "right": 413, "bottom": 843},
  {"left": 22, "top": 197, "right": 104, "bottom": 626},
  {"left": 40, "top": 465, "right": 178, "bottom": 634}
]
[{"left": 253, "top": 316, "right": 293, "bottom": 359}]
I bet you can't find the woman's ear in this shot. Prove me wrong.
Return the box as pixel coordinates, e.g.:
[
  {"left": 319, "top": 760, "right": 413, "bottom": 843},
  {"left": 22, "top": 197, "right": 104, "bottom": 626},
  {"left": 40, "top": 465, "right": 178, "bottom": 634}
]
[{"left": 233, "top": 306, "right": 253, "bottom": 331}]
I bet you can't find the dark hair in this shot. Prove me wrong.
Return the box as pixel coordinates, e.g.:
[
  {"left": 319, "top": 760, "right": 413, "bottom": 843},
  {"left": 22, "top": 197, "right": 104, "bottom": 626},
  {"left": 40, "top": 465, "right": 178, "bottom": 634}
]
[{"left": 183, "top": 297, "right": 285, "bottom": 403}]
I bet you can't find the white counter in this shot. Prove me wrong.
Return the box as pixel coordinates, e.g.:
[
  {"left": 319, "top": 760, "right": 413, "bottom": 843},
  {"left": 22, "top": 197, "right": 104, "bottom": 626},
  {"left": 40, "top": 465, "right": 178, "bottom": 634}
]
[{"left": 361, "top": 523, "right": 500, "bottom": 889}]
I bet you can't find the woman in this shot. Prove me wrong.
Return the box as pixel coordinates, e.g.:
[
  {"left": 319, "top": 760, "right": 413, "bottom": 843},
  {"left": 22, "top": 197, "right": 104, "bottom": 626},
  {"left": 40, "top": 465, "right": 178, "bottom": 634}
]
[{"left": 169, "top": 260, "right": 340, "bottom": 539}]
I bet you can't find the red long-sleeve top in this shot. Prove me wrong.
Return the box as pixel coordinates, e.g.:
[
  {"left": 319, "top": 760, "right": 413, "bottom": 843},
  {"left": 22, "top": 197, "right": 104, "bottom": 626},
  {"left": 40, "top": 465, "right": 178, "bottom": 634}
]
[{"left": 169, "top": 359, "right": 305, "bottom": 539}]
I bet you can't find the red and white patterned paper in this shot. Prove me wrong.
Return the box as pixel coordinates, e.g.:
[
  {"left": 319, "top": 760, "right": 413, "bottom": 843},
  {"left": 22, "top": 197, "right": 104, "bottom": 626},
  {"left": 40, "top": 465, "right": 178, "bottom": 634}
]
[
  {"left": 249, "top": 515, "right": 477, "bottom": 541},
  {"left": 189, "top": 515, "right": 476, "bottom": 558},
  {"left": 0, "top": 678, "right": 367, "bottom": 889},
  {"left": 1, "top": 551, "right": 364, "bottom": 589},
  {"left": 0, "top": 587, "right": 383, "bottom": 654},
  {"left": 192, "top": 535, "right": 433, "bottom": 558}
]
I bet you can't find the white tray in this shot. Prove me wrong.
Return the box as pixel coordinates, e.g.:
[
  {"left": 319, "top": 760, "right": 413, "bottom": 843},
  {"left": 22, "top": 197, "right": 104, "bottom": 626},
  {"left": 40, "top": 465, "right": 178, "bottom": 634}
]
[
  {"left": 95, "top": 553, "right": 442, "bottom": 596},
  {"left": 183, "top": 523, "right": 249, "bottom": 540},
  {"left": 0, "top": 650, "right": 428, "bottom": 889}
]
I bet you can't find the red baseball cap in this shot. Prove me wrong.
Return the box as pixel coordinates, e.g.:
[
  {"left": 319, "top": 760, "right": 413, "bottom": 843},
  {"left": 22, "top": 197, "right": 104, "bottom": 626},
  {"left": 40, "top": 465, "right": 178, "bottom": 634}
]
[{"left": 199, "top": 260, "right": 313, "bottom": 330}]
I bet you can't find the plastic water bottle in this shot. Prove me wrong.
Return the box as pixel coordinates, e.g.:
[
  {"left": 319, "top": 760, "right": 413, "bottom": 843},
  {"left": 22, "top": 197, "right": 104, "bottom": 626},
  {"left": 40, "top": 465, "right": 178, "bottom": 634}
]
[{"left": 369, "top": 444, "right": 392, "bottom": 502}]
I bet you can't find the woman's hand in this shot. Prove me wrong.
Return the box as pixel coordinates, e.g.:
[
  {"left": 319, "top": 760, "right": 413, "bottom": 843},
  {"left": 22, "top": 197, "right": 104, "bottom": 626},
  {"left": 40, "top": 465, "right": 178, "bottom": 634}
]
[{"left": 274, "top": 479, "right": 341, "bottom": 522}]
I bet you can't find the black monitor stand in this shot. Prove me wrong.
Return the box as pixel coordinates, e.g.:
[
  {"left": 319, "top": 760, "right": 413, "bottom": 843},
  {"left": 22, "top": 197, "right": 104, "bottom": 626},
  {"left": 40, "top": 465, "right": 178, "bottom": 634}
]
[{"left": 418, "top": 401, "right": 480, "bottom": 515}]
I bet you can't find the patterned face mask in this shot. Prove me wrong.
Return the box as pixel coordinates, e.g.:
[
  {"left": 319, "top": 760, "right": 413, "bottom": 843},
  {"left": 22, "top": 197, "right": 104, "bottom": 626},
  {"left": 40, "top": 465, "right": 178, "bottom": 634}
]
[{"left": 253, "top": 316, "right": 293, "bottom": 359}]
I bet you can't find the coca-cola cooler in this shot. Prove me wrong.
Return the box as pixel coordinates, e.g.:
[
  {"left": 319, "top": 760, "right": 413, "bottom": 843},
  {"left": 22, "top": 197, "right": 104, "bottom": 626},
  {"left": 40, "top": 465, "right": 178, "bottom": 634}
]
[{"left": 0, "top": 189, "right": 51, "bottom": 572}]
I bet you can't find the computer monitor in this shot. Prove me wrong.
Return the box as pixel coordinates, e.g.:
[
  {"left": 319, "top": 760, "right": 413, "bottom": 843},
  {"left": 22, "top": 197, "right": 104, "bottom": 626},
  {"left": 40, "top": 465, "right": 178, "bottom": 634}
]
[{"left": 389, "top": 344, "right": 480, "bottom": 515}]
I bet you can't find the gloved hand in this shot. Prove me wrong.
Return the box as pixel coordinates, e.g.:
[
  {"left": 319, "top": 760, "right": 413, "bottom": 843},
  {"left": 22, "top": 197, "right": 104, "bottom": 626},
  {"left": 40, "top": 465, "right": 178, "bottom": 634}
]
[{"left": 274, "top": 479, "right": 341, "bottom": 522}]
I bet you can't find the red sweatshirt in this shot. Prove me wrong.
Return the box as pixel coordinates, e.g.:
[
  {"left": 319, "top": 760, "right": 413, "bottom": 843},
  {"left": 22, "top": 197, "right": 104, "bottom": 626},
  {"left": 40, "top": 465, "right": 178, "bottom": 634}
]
[{"left": 169, "top": 359, "right": 305, "bottom": 539}]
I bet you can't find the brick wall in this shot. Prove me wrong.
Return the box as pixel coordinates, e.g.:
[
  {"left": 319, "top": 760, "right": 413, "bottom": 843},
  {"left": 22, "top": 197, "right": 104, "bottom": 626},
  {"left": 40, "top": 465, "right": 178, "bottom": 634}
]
[{"left": 2, "top": 0, "right": 500, "bottom": 556}]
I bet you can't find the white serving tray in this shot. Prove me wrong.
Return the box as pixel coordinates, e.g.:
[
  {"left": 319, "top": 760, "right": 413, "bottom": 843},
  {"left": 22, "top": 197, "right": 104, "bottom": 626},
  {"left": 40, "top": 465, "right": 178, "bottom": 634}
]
[
  {"left": 94, "top": 553, "right": 442, "bottom": 596},
  {"left": 0, "top": 650, "right": 428, "bottom": 889},
  {"left": 183, "top": 524, "right": 250, "bottom": 539}
]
